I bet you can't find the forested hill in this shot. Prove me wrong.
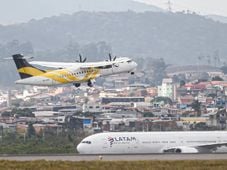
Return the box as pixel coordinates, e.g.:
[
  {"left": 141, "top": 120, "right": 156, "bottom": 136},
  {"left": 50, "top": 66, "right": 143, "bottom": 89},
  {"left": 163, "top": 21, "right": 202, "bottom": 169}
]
[
  {"left": 0, "top": 0, "right": 163, "bottom": 25},
  {"left": 1, "top": 11, "right": 227, "bottom": 64},
  {"left": 1, "top": 11, "right": 227, "bottom": 86}
]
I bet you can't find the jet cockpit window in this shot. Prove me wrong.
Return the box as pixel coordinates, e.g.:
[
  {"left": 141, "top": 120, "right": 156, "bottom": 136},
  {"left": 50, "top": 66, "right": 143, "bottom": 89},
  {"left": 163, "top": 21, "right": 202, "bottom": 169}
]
[
  {"left": 127, "top": 60, "right": 132, "bottom": 63},
  {"left": 82, "top": 141, "right": 91, "bottom": 144}
]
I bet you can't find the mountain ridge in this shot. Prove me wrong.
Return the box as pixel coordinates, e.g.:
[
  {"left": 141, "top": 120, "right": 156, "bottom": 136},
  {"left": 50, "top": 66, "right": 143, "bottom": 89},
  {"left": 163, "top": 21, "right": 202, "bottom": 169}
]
[
  {"left": 206, "top": 15, "right": 227, "bottom": 24},
  {"left": 0, "top": 11, "right": 227, "bottom": 64},
  {"left": 0, "top": 0, "right": 163, "bottom": 25}
]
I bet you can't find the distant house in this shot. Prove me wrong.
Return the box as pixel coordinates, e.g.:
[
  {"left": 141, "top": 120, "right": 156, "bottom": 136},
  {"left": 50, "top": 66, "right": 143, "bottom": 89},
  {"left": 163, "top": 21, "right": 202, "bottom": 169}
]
[
  {"left": 82, "top": 103, "right": 102, "bottom": 113},
  {"left": 101, "top": 97, "right": 145, "bottom": 105},
  {"left": 166, "top": 65, "right": 223, "bottom": 78},
  {"left": 178, "top": 95, "right": 194, "bottom": 105}
]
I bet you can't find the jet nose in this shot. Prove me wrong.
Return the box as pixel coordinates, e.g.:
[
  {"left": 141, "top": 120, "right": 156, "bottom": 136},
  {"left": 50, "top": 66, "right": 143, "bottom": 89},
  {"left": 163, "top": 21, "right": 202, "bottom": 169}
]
[
  {"left": 132, "top": 61, "right": 138, "bottom": 68},
  {"left": 77, "top": 143, "right": 88, "bottom": 154},
  {"left": 77, "top": 143, "right": 82, "bottom": 154}
]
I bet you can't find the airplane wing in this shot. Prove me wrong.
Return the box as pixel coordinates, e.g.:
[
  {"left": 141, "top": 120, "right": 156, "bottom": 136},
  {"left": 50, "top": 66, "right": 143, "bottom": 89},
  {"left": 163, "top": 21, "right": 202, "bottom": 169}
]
[
  {"left": 30, "top": 60, "right": 121, "bottom": 69},
  {"left": 30, "top": 61, "right": 75, "bottom": 68},
  {"left": 196, "top": 142, "right": 227, "bottom": 151},
  {"left": 162, "top": 142, "right": 227, "bottom": 153}
]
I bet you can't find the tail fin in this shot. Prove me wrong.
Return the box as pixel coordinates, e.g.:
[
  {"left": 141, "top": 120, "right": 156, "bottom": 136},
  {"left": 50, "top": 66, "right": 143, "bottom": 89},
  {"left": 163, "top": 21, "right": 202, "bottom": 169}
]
[{"left": 12, "top": 54, "right": 46, "bottom": 79}]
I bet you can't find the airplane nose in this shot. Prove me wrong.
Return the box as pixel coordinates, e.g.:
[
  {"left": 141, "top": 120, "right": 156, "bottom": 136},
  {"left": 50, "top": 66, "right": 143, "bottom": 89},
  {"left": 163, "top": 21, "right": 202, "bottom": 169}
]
[
  {"left": 77, "top": 143, "right": 82, "bottom": 153},
  {"left": 133, "top": 61, "right": 138, "bottom": 68}
]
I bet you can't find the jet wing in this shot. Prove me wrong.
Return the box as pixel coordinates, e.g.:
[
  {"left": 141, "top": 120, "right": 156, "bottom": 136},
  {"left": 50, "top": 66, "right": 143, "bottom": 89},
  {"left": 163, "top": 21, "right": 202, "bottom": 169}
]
[
  {"left": 162, "top": 146, "right": 199, "bottom": 153},
  {"left": 30, "top": 60, "right": 120, "bottom": 69},
  {"left": 163, "top": 142, "right": 227, "bottom": 153},
  {"left": 196, "top": 142, "right": 227, "bottom": 151},
  {"left": 30, "top": 61, "right": 76, "bottom": 68}
]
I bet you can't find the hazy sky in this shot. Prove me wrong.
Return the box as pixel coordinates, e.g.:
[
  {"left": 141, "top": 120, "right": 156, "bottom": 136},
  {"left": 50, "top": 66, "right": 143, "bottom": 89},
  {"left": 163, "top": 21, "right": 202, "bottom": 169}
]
[
  {"left": 0, "top": 0, "right": 227, "bottom": 25},
  {"left": 137, "top": 0, "right": 227, "bottom": 16}
]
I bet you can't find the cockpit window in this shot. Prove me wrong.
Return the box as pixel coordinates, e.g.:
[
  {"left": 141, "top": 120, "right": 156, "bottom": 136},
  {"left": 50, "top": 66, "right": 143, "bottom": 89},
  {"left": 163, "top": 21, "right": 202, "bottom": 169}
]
[
  {"left": 127, "top": 60, "right": 132, "bottom": 63},
  {"left": 82, "top": 141, "right": 91, "bottom": 144}
]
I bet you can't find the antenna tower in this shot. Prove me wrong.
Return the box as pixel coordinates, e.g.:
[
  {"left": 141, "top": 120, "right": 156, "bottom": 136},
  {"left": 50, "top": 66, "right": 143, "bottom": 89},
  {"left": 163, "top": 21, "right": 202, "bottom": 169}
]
[{"left": 167, "top": 0, "right": 172, "bottom": 12}]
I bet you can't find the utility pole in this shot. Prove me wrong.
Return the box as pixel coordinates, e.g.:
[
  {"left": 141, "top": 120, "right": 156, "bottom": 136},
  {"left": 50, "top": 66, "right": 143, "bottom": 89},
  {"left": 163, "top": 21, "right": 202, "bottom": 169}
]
[
  {"left": 224, "top": 87, "right": 227, "bottom": 112},
  {"left": 213, "top": 50, "right": 219, "bottom": 68},
  {"left": 7, "top": 89, "right": 11, "bottom": 108},
  {"left": 167, "top": 0, "right": 173, "bottom": 12}
]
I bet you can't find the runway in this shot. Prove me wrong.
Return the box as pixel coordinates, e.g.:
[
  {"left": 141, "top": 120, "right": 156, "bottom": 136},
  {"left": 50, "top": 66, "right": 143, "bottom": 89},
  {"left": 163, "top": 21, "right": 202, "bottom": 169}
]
[{"left": 1, "top": 154, "right": 227, "bottom": 161}]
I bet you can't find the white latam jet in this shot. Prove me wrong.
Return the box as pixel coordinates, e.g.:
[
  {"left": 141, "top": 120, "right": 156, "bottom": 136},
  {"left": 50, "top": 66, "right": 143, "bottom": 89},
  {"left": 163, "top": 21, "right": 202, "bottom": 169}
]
[
  {"left": 77, "top": 131, "right": 227, "bottom": 154},
  {"left": 12, "top": 54, "right": 137, "bottom": 87}
]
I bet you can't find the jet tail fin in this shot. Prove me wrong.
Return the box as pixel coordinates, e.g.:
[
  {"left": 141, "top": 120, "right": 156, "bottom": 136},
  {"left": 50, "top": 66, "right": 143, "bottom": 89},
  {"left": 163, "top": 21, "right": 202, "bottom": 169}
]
[{"left": 12, "top": 54, "right": 46, "bottom": 79}]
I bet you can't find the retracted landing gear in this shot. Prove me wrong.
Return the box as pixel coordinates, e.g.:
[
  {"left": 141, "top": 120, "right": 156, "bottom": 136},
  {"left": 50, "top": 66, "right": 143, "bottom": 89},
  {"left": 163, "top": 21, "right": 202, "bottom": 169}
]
[
  {"left": 87, "top": 79, "right": 95, "bottom": 87},
  {"left": 73, "top": 83, "right": 81, "bottom": 87}
]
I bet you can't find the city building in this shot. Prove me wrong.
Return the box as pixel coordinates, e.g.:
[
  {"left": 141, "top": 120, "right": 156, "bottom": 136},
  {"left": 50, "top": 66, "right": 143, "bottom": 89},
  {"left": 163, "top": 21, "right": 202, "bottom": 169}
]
[{"left": 158, "top": 78, "right": 174, "bottom": 99}]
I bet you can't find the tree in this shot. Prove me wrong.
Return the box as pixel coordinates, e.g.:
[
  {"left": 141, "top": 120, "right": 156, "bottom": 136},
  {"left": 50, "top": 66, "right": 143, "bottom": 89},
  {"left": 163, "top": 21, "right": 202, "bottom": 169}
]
[
  {"left": 180, "top": 80, "right": 186, "bottom": 87},
  {"left": 191, "top": 100, "right": 201, "bottom": 117},
  {"left": 143, "top": 112, "right": 154, "bottom": 117},
  {"left": 212, "top": 76, "right": 224, "bottom": 81},
  {"left": 1, "top": 111, "right": 12, "bottom": 117},
  {"left": 220, "top": 65, "right": 227, "bottom": 74},
  {"left": 149, "top": 58, "right": 167, "bottom": 85},
  {"left": 11, "top": 108, "right": 35, "bottom": 117},
  {"left": 199, "top": 72, "right": 209, "bottom": 82},
  {"left": 152, "top": 96, "right": 173, "bottom": 105},
  {"left": 27, "top": 123, "right": 36, "bottom": 138}
]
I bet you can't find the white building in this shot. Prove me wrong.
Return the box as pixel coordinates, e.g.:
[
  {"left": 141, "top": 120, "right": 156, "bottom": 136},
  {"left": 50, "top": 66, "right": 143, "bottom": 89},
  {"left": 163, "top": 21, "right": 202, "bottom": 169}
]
[
  {"left": 158, "top": 78, "right": 174, "bottom": 100},
  {"left": 82, "top": 103, "right": 102, "bottom": 113}
]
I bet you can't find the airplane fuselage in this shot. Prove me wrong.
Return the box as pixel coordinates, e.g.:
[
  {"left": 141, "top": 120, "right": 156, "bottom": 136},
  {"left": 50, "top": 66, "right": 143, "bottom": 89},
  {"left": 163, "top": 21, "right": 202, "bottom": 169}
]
[
  {"left": 77, "top": 131, "right": 227, "bottom": 154},
  {"left": 15, "top": 58, "right": 137, "bottom": 86}
]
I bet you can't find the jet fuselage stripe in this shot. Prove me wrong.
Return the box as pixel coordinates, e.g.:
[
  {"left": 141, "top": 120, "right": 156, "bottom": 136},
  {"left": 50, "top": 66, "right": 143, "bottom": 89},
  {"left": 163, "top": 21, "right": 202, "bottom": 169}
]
[
  {"left": 18, "top": 67, "right": 45, "bottom": 76},
  {"left": 40, "top": 68, "right": 101, "bottom": 84}
]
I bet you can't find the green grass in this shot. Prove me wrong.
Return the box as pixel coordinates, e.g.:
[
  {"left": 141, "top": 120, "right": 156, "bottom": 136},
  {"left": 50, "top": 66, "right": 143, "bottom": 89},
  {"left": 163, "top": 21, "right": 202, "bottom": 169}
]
[
  {"left": 0, "top": 160, "right": 227, "bottom": 170},
  {"left": 0, "top": 132, "right": 86, "bottom": 154},
  {"left": 0, "top": 137, "right": 76, "bottom": 154}
]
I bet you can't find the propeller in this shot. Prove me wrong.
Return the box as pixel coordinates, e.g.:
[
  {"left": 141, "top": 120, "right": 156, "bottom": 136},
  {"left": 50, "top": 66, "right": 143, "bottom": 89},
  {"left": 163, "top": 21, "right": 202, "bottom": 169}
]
[
  {"left": 108, "top": 53, "right": 117, "bottom": 61},
  {"left": 76, "top": 54, "right": 87, "bottom": 63},
  {"left": 108, "top": 53, "right": 118, "bottom": 67}
]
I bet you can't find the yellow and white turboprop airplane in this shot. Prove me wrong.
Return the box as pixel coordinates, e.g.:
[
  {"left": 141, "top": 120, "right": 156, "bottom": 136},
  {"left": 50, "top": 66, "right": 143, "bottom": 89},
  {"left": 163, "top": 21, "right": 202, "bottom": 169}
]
[{"left": 12, "top": 54, "right": 137, "bottom": 87}]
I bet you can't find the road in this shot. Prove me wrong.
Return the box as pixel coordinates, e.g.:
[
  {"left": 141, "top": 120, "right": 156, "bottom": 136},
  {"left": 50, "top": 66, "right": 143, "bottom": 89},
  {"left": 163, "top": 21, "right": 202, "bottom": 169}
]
[{"left": 1, "top": 154, "right": 227, "bottom": 161}]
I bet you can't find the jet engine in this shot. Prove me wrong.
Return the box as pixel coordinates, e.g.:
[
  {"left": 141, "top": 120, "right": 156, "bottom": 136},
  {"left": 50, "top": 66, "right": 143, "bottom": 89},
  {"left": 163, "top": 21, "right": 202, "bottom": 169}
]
[{"left": 163, "top": 146, "right": 199, "bottom": 153}]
